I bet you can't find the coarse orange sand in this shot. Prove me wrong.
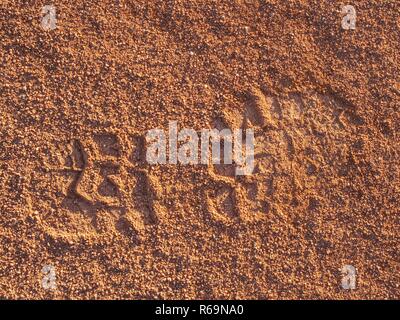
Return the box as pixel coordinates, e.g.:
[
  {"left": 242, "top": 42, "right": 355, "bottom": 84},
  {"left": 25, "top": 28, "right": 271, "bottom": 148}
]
[{"left": 0, "top": 0, "right": 399, "bottom": 299}]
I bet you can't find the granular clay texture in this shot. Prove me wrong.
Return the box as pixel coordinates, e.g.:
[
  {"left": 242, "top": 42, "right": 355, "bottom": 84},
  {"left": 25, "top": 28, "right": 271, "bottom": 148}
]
[{"left": 0, "top": 0, "right": 399, "bottom": 299}]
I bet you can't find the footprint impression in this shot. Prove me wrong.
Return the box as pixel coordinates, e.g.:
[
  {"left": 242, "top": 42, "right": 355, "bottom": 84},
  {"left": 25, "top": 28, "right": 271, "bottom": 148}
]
[
  {"left": 35, "top": 133, "right": 162, "bottom": 243},
  {"left": 206, "top": 87, "right": 361, "bottom": 224}
]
